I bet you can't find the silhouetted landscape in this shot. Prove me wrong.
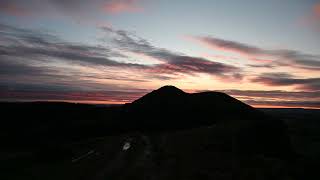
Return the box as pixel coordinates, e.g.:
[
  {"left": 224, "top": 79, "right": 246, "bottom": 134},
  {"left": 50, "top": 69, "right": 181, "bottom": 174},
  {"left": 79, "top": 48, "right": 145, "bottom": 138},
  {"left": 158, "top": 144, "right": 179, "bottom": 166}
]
[
  {"left": 1, "top": 86, "right": 319, "bottom": 180},
  {"left": 1, "top": 1, "right": 319, "bottom": 179}
]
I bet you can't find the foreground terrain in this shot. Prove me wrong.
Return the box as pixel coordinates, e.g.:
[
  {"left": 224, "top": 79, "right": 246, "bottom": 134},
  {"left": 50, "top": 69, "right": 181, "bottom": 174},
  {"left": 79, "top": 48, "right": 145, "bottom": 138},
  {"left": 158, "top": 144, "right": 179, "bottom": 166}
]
[{"left": 1, "top": 86, "right": 319, "bottom": 180}]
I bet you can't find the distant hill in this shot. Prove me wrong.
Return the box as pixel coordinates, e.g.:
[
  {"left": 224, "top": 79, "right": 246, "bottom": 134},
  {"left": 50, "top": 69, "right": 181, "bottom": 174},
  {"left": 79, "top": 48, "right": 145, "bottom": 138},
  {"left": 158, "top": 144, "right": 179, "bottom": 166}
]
[
  {"left": 126, "top": 85, "right": 263, "bottom": 125},
  {"left": 1, "top": 86, "right": 293, "bottom": 157},
  {"left": 122, "top": 86, "right": 293, "bottom": 157},
  {"left": 1, "top": 86, "right": 305, "bottom": 180}
]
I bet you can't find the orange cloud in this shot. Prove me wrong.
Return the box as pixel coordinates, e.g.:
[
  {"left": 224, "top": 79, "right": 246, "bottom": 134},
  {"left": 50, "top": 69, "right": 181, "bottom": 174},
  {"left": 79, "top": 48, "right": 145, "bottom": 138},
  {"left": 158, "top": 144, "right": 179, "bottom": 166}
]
[
  {"left": 102, "top": 0, "right": 142, "bottom": 14},
  {"left": 299, "top": 3, "right": 320, "bottom": 31},
  {"left": 313, "top": 3, "right": 320, "bottom": 18}
]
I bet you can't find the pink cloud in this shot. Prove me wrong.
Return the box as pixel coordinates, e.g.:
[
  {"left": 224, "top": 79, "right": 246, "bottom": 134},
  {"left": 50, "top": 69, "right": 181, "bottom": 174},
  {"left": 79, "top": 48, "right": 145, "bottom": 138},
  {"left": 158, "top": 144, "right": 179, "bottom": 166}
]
[
  {"left": 0, "top": 90, "right": 146, "bottom": 104},
  {"left": 102, "top": 0, "right": 142, "bottom": 14},
  {"left": 251, "top": 73, "right": 320, "bottom": 91},
  {"left": 185, "top": 35, "right": 264, "bottom": 57},
  {"left": 313, "top": 3, "right": 320, "bottom": 18},
  {"left": 299, "top": 3, "right": 320, "bottom": 31},
  {"left": 249, "top": 58, "right": 273, "bottom": 63},
  {"left": 0, "top": 0, "right": 143, "bottom": 18},
  {"left": 186, "top": 35, "right": 320, "bottom": 71},
  {"left": 200, "top": 53, "right": 239, "bottom": 61},
  {"left": 0, "top": 2, "right": 28, "bottom": 16}
]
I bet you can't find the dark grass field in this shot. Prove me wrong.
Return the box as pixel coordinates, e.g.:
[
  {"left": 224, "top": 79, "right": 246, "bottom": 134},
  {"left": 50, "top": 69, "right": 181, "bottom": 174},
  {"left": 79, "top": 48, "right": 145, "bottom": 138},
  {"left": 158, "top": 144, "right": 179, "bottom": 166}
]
[{"left": 1, "top": 88, "right": 319, "bottom": 180}]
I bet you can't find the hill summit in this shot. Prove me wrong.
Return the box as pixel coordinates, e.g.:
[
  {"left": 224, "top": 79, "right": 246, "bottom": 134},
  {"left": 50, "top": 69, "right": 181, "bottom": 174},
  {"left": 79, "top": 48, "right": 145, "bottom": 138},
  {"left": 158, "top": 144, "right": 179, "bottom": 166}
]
[
  {"left": 127, "top": 85, "right": 261, "bottom": 121},
  {"left": 123, "top": 85, "right": 292, "bottom": 157}
]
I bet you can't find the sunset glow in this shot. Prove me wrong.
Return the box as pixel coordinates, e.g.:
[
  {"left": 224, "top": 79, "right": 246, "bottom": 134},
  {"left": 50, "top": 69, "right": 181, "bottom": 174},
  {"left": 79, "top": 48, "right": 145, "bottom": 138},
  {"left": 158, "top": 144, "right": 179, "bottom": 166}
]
[{"left": 0, "top": 0, "right": 319, "bottom": 109}]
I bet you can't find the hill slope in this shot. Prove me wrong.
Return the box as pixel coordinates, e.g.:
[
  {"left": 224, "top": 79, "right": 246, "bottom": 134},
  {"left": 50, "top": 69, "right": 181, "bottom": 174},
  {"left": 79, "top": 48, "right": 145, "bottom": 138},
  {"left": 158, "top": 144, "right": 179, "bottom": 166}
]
[{"left": 0, "top": 86, "right": 300, "bottom": 180}]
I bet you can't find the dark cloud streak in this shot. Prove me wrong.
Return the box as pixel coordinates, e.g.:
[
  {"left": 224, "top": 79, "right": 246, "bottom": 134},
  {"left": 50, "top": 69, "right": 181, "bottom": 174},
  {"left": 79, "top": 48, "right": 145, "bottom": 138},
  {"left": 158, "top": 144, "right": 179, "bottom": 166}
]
[
  {"left": 222, "top": 89, "right": 320, "bottom": 108},
  {"left": 0, "top": 0, "right": 143, "bottom": 18},
  {"left": 252, "top": 73, "right": 320, "bottom": 91},
  {"left": 190, "top": 36, "right": 320, "bottom": 71},
  {"left": 102, "top": 26, "right": 241, "bottom": 78},
  {"left": 0, "top": 23, "right": 143, "bottom": 68}
]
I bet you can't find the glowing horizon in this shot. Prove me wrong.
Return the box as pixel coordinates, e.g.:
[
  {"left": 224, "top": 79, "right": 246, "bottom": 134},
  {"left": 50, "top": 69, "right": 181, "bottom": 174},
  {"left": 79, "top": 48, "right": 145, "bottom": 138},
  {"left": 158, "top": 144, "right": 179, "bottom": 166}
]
[{"left": 0, "top": 0, "right": 319, "bottom": 109}]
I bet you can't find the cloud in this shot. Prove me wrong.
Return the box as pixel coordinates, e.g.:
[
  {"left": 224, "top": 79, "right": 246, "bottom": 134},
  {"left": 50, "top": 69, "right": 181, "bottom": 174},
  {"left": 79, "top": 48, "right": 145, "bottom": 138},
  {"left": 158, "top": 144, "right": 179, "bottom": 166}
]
[
  {"left": 0, "top": 88, "right": 147, "bottom": 103},
  {"left": 245, "top": 99, "right": 320, "bottom": 109},
  {"left": 0, "top": 1, "right": 28, "bottom": 16},
  {"left": 0, "top": 23, "right": 242, "bottom": 85},
  {"left": 314, "top": 3, "right": 320, "bottom": 18},
  {"left": 2, "top": 84, "right": 319, "bottom": 108},
  {"left": 300, "top": 2, "right": 320, "bottom": 31},
  {"left": 221, "top": 89, "right": 320, "bottom": 109},
  {"left": 0, "top": 23, "right": 157, "bottom": 96},
  {"left": 247, "top": 64, "right": 275, "bottom": 68},
  {"left": 0, "top": 23, "right": 144, "bottom": 68},
  {"left": 0, "top": 58, "right": 58, "bottom": 76},
  {"left": 0, "top": 0, "right": 142, "bottom": 18},
  {"left": 0, "top": 0, "right": 52, "bottom": 17},
  {"left": 223, "top": 89, "right": 320, "bottom": 100},
  {"left": 151, "top": 56, "right": 239, "bottom": 76},
  {"left": 188, "top": 36, "right": 320, "bottom": 71},
  {"left": 102, "top": 0, "right": 142, "bottom": 14},
  {"left": 102, "top": 26, "right": 241, "bottom": 79},
  {"left": 0, "top": 23, "right": 244, "bottom": 103},
  {"left": 251, "top": 73, "right": 320, "bottom": 91},
  {"left": 187, "top": 36, "right": 264, "bottom": 56},
  {"left": 274, "top": 50, "right": 320, "bottom": 70}
]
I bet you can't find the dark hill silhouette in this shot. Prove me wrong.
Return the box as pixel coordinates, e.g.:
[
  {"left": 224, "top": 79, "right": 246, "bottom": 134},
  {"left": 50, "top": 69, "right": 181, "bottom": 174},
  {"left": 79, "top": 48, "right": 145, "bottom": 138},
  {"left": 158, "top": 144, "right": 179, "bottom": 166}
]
[
  {"left": 125, "top": 85, "right": 266, "bottom": 129},
  {"left": 130, "top": 85, "right": 186, "bottom": 105},
  {"left": 1, "top": 86, "right": 293, "bottom": 158},
  {"left": 1, "top": 86, "right": 304, "bottom": 180},
  {"left": 123, "top": 86, "right": 292, "bottom": 157},
  {"left": 128, "top": 85, "right": 260, "bottom": 116}
]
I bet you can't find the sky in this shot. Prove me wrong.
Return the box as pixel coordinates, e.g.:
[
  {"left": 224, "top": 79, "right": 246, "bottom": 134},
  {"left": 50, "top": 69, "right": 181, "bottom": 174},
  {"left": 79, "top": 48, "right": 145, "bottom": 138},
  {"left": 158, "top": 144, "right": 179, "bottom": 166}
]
[{"left": 0, "top": 0, "right": 319, "bottom": 108}]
